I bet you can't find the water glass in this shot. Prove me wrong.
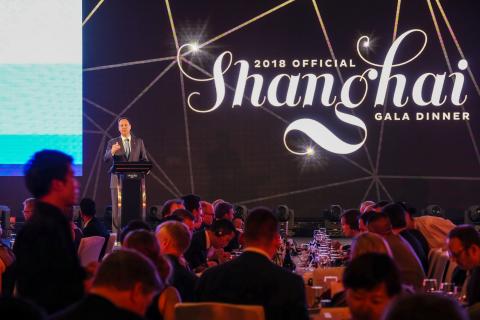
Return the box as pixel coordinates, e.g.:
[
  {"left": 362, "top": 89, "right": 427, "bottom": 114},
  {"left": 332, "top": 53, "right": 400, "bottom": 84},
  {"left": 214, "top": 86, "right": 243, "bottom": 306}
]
[{"left": 423, "top": 278, "right": 438, "bottom": 293}]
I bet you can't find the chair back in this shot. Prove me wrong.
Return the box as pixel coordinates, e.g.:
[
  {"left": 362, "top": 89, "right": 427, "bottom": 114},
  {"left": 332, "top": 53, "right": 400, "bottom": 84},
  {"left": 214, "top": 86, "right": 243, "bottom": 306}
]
[
  {"left": 316, "top": 307, "right": 351, "bottom": 320},
  {"left": 78, "top": 236, "right": 105, "bottom": 266},
  {"left": 104, "top": 233, "right": 117, "bottom": 257},
  {"left": 175, "top": 302, "right": 265, "bottom": 320},
  {"left": 313, "top": 267, "right": 345, "bottom": 287},
  {"left": 427, "top": 248, "right": 449, "bottom": 282}
]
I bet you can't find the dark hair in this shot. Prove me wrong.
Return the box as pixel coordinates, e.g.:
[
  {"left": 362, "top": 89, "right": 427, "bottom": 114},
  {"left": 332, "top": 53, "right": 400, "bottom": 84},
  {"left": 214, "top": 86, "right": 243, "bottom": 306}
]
[
  {"left": 382, "top": 203, "right": 406, "bottom": 229},
  {"left": 343, "top": 253, "right": 401, "bottom": 297},
  {"left": 210, "top": 219, "right": 236, "bottom": 237},
  {"left": 383, "top": 293, "right": 468, "bottom": 320},
  {"left": 181, "top": 194, "right": 201, "bottom": 212},
  {"left": 160, "top": 199, "right": 183, "bottom": 218},
  {"left": 359, "top": 210, "right": 376, "bottom": 225},
  {"left": 367, "top": 212, "right": 392, "bottom": 235},
  {"left": 243, "top": 207, "right": 279, "bottom": 242},
  {"left": 215, "top": 202, "right": 234, "bottom": 220},
  {"left": 93, "top": 249, "right": 163, "bottom": 294},
  {"left": 119, "top": 220, "right": 150, "bottom": 244},
  {"left": 123, "top": 230, "right": 172, "bottom": 284},
  {"left": 118, "top": 117, "right": 130, "bottom": 124},
  {"left": 397, "top": 201, "right": 417, "bottom": 217},
  {"left": 172, "top": 208, "right": 194, "bottom": 221},
  {"left": 340, "top": 209, "right": 360, "bottom": 231},
  {"left": 448, "top": 225, "right": 480, "bottom": 249},
  {"left": 24, "top": 150, "right": 73, "bottom": 198},
  {"left": 80, "top": 198, "right": 96, "bottom": 217}
]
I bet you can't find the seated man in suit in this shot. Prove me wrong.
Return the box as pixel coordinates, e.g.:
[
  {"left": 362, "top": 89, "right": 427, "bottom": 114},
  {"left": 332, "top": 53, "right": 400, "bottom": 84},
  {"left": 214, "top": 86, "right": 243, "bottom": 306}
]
[
  {"left": 80, "top": 197, "right": 109, "bottom": 259},
  {"left": 184, "top": 219, "right": 236, "bottom": 272},
  {"left": 215, "top": 202, "right": 241, "bottom": 252},
  {"left": 51, "top": 249, "right": 163, "bottom": 320},
  {"left": 156, "top": 221, "right": 198, "bottom": 302},
  {"left": 195, "top": 207, "right": 309, "bottom": 320}
]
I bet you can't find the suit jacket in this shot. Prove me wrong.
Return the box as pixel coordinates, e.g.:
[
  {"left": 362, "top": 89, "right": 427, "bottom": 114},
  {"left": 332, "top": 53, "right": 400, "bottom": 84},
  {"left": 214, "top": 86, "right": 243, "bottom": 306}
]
[
  {"left": 50, "top": 294, "right": 144, "bottom": 320},
  {"left": 82, "top": 217, "right": 109, "bottom": 259},
  {"left": 13, "top": 201, "right": 85, "bottom": 314},
  {"left": 166, "top": 254, "right": 198, "bottom": 302},
  {"left": 104, "top": 135, "right": 148, "bottom": 188},
  {"left": 184, "top": 230, "right": 208, "bottom": 271},
  {"left": 399, "top": 229, "right": 429, "bottom": 273},
  {"left": 195, "top": 251, "right": 309, "bottom": 320}
]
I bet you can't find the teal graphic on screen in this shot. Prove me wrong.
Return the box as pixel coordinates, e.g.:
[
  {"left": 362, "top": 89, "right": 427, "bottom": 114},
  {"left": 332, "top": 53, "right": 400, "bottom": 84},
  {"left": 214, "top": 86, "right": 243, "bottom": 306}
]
[{"left": 0, "top": 0, "right": 82, "bottom": 176}]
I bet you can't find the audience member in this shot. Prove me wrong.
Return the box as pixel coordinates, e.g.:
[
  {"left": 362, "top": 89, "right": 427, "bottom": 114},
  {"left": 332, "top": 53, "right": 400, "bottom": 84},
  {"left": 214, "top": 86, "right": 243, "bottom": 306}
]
[
  {"left": 350, "top": 232, "right": 393, "bottom": 260},
  {"left": 214, "top": 202, "right": 235, "bottom": 221},
  {"left": 159, "top": 199, "right": 184, "bottom": 219},
  {"left": 367, "top": 212, "right": 425, "bottom": 289},
  {"left": 80, "top": 197, "right": 109, "bottom": 258},
  {"left": 172, "top": 208, "right": 195, "bottom": 231},
  {"left": 181, "top": 194, "right": 203, "bottom": 230},
  {"left": 184, "top": 219, "right": 235, "bottom": 272},
  {"left": 341, "top": 209, "right": 361, "bottom": 238},
  {"left": 119, "top": 219, "right": 150, "bottom": 245},
  {"left": 199, "top": 201, "right": 214, "bottom": 229},
  {"left": 13, "top": 150, "right": 85, "bottom": 314},
  {"left": 22, "top": 198, "right": 36, "bottom": 221},
  {"left": 51, "top": 249, "right": 163, "bottom": 319},
  {"left": 195, "top": 207, "right": 308, "bottom": 320},
  {"left": 447, "top": 225, "right": 480, "bottom": 306},
  {"left": 414, "top": 214, "right": 456, "bottom": 249},
  {"left": 359, "top": 201, "right": 376, "bottom": 214},
  {"left": 156, "top": 221, "right": 198, "bottom": 302},
  {"left": 382, "top": 203, "right": 429, "bottom": 272},
  {"left": 343, "top": 253, "right": 402, "bottom": 320},
  {"left": 123, "top": 230, "right": 180, "bottom": 320},
  {"left": 359, "top": 210, "right": 375, "bottom": 232}
]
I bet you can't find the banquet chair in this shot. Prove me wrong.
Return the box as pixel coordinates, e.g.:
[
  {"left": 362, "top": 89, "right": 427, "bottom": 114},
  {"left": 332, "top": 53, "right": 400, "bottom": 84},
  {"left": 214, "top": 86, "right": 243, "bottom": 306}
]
[
  {"left": 316, "top": 307, "right": 351, "bottom": 320},
  {"left": 427, "top": 248, "right": 449, "bottom": 283},
  {"left": 175, "top": 302, "right": 265, "bottom": 320},
  {"left": 77, "top": 236, "right": 105, "bottom": 267},
  {"left": 104, "top": 233, "right": 117, "bottom": 257},
  {"left": 313, "top": 267, "right": 345, "bottom": 287}
]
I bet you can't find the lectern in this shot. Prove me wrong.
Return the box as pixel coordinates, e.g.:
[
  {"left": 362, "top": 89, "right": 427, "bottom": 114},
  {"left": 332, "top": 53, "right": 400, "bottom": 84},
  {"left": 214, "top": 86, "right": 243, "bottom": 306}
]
[{"left": 111, "top": 161, "right": 152, "bottom": 230}]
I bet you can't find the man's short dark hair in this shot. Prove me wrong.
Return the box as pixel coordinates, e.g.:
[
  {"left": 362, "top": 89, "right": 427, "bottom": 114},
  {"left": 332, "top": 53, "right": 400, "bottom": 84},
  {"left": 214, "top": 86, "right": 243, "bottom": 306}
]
[
  {"left": 181, "top": 194, "right": 201, "bottom": 212},
  {"left": 215, "top": 202, "right": 234, "bottom": 220},
  {"left": 119, "top": 220, "right": 150, "bottom": 244},
  {"left": 160, "top": 198, "right": 183, "bottom": 217},
  {"left": 243, "top": 207, "right": 279, "bottom": 242},
  {"left": 448, "top": 225, "right": 480, "bottom": 249},
  {"left": 343, "top": 253, "right": 401, "bottom": 297},
  {"left": 118, "top": 117, "right": 130, "bottom": 124},
  {"left": 367, "top": 212, "right": 392, "bottom": 235},
  {"left": 80, "top": 198, "right": 96, "bottom": 217},
  {"left": 382, "top": 203, "right": 406, "bottom": 229},
  {"left": 93, "top": 249, "right": 163, "bottom": 294},
  {"left": 172, "top": 209, "right": 194, "bottom": 222},
  {"left": 383, "top": 293, "right": 468, "bottom": 320},
  {"left": 24, "top": 150, "right": 73, "bottom": 198},
  {"left": 359, "top": 210, "right": 376, "bottom": 225},
  {"left": 210, "top": 219, "right": 236, "bottom": 237},
  {"left": 340, "top": 209, "right": 360, "bottom": 231}
]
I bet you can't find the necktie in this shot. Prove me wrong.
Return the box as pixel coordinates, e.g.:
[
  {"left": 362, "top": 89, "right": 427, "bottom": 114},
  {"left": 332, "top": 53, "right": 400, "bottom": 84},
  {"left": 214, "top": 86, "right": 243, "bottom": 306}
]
[{"left": 125, "top": 139, "right": 130, "bottom": 159}]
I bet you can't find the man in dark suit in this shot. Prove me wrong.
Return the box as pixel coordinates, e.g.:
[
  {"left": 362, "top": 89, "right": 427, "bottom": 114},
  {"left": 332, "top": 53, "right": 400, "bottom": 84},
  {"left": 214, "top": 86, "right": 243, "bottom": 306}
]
[
  {"left": 104, "top": 118, "right": 148, "bottom": 232},
  {"left": 184, "top": 219, "right": 236, "bottom": 272},
  {"left": 195, "top": 207, "right": 309, "bottom": 320},
  {"left": 80, "top": 198, "right": 109, "bottom": 259},
  {"left": 51, "top": 249, "right": 163, "bottom": 320},
  {"left": 156, "top": 220, "right": 198, "bottom": 301},
  {"left": 13, "top": 150, "right": 85, "bottom": 314}
]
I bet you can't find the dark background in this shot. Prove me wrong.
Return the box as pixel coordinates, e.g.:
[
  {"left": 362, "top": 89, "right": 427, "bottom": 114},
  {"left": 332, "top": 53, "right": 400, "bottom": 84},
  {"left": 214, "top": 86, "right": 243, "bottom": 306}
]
[{"left": 1, "top": 0, "right": 479, "bottom": 222}]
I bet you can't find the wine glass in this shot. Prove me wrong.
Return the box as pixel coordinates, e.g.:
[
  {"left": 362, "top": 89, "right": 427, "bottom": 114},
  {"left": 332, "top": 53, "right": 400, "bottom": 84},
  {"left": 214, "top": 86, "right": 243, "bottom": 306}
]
[{"left": 423, "top": 278, "right": 438, "bottom": 293}]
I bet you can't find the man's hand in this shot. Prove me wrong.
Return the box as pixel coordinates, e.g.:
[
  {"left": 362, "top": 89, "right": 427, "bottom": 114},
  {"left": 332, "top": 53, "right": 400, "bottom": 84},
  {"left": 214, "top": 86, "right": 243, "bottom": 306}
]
[{"left": 111, "top": 142, "right": 121, "bottom": 155}]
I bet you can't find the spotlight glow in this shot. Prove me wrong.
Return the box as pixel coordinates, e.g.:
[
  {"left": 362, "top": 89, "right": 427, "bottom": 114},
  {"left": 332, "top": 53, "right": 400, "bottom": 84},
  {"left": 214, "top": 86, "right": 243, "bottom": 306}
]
[
  {"left": 363, "top": 40, "right": 370, "bottom": 48},
  {"left": 306, "top": 147, "right": 315, "bottom": 155},
  {"left": 190, "top": 42, "right": 200, "bottom": 52}
]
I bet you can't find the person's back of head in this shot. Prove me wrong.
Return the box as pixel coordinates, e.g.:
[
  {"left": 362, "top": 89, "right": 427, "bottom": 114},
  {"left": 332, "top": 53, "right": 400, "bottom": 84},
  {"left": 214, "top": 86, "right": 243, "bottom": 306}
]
[
  {"left": 24, "top": 150, "right": 74, "bottom": 206},
  {"left": 382, "top": 203, "right": 407, "bottom": 230},
  {"left": 181, "top": 194, "right": 201, "bottom": 213},
  {"left": 160, "top": 199, "right": 184, "bottom": 218},
  {"left": 92, "top": 249, "right": 163, "bottom": 316},
  {"left": 367, "top": 212, "right": 393, "bottom": 236},
  {"left": 344, "top": 253, "right": 402, "bottom": 320},
  {"left": 243, "top": 207, "right": 279, "bottom": 256},
  {"left": 383, "top": 293, "right": 468, "bottom": 320},
  {"left": 79, "top": 198, "right": 96, "bottom": 218},
  {"left": 214, "top": 202, "right": 234, "bottom": 220},
  {"left": 123, "top": 230, "right": 172, "bottom": 285},
  {"left": 351, "top": 232, "right": 393, "bottom": 260},
  {"left": 156, "top": 220, "right": 192, "bottom": 255},
  {"left": 119, "top": 219, "right": 150, "bottom": 244}
]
